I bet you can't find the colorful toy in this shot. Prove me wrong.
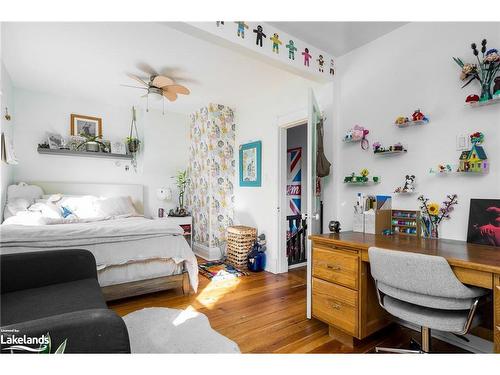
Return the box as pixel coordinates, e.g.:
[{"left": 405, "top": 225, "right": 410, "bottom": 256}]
[
  {"left": 395, "top": 116, "right": 409, "bottom": 125},
  {"left": 394, "top": 174, "right": 416, "bottom": 193},
  {"left": 285, "top": 40, "right": 297, "bottom": 60},
  {"left": 317, "top": 55, "right": 325, "bottom": 73},
  {"left": 429, "top": 164, "right": 453, "bottom": 174},
  {"left": 253, "top": 25, "right": 266, "bottom": 47},
  {"left": 342, "top": 125, "right": 369, "bottom": 150},
  {"left": 395, "top": 109, "right": 429, "bottom": 127},
  {"left": 329, "top": 59, "right": 335, "bottom": 75},
  {"left": 302, "top": 48, "right": 312, "bottom": 67},
  {"left": 234, "top": 21, "right": 249, "bottom": 38},
  {"left": 465, "top": 94, "right": 480, "bottom": 103},
  {"left": 373, "top": 141, "right": 407, "bottom": 154},
  {"left": 270, "top": 33, "right": 282, "bottom": 54},
  {"left": 411, "top": 109, "right": 428, "bottom": 122},
  {"left": 457, "top": 132, "right": 488, "bottom": 173},
  {"left": 343, "top": 169, "right": 380, "bottom": 184}
]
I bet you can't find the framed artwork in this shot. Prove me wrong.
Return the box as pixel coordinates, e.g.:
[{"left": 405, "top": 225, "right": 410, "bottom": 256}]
[
  {"left": 239, "top": 141, "right": 261, "bottom": 187},
  {"left": 47, "top": 133, "right": 64, "bottom": 149},
  {"left": 110, "top": 141, "right": 127, "bottom": 155},
  {"left": 467, "top": 198, "right": 500, "bottom": 247},
  {"left": 70, "top": 114, "right": 102, "bottom": 138}
]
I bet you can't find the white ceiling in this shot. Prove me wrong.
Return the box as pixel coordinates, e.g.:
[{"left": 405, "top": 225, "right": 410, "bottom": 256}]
[{"left": 268, "top": 22, "right": 407, "bottom": 56}]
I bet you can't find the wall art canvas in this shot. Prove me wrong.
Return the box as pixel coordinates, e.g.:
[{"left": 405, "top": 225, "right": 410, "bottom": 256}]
[
  {"left": 239, "top": 141, "right": 261, "bottom": 187},
  {"left": 467, "top": 198, "right": 500, "bottom": 247}
]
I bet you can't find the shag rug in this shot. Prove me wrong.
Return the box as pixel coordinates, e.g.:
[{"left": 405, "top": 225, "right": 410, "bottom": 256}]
[
  {"left": 198, "top": 261, "right": 248, "bottom": 281},
  {"left": 123, "top": 307, "right": 240, "bottom": 353}
]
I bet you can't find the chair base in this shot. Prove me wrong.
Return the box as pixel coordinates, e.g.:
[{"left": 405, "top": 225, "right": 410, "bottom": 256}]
[{"left": 375, "top": 326, "right": 431, "bottom": 354}]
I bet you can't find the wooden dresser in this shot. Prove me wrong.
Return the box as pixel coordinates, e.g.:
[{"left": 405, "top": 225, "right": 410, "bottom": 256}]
[{"left": 310, "top": 231, "right": 500, "bottom": 352}]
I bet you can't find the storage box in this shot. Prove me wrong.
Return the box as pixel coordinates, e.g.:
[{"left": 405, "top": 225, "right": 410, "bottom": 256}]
[
  {"left": 353, "top": 212, "right": 364, "bottom": 233},
  {"left": 364, "top": 210, "right": 392, "bottom": 234},
  {"left": 226, "top": 225, "right": 257, "bottom": 269}
]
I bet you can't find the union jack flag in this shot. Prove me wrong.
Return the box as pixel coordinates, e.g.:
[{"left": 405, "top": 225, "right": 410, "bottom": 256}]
[{"left": 287, "top": 147, "right": 302, "bottom": 215}]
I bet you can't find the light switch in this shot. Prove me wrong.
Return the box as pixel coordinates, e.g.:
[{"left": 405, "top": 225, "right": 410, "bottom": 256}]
[{"left": 456, "top": 134, "right": 468, "bottom": 151}]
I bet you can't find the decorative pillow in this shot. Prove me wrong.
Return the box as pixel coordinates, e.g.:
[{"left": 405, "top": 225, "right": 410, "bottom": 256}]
[
  {"left": 4, "top": 198, "right": 31, "bottom": 219},
  {"left": 94, "top": 196, "right": 138, "bottom": 218},
  {"left": 56, "top": 195, "right": 99, "bottom": 219},
  {"left": 28, "top": 201, "right": 63, "bottom": 219}
]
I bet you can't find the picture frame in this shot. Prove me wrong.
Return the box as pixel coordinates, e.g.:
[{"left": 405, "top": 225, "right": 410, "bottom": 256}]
[
  {"left": 70, "top": 114, "right": 102, "bottom": 138},
  {"left": 239, "top": 140, "right": 262, "bottom": 187},
  {"left": 466, "top": 198, "right": 500, "bottom": 247},
  {"left": 110, "top": 141, "right": 127, "bottom": 155},
  {"left": 47, "top": 133, "right": 64, "bottom": 149}
]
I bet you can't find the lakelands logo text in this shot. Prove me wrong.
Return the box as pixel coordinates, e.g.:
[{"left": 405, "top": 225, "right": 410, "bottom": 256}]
[{"left": 1, "top": 331, "right": 50, "bottom": 352}]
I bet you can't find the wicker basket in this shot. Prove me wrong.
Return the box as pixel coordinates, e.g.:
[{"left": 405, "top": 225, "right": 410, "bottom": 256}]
[{"left": 226, "top": 225, "right": 257, "bottom": 269}]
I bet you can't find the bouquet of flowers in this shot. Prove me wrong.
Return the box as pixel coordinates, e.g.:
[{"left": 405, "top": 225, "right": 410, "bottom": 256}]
[
  {"left": 453, "top": 38, "right": 499, "bottom": 101},
  {"left": 417, "top": 194, "right": 458, "bottom": 238}
]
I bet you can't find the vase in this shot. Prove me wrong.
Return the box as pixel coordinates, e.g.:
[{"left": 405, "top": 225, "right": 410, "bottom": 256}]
[
  {"left": 421, "top": 217, "right": 439, "bottom": 239},
  {"left": 480, "top": 82, "right": 493, "bottom": 101}
]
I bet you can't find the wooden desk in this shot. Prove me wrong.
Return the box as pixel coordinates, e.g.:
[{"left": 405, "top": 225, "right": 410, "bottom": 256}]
[{"left": 309, "top": 231, "right": 500, "bottom": 353}]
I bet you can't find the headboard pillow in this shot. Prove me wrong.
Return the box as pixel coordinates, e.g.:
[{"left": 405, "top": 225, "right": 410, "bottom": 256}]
[{"left": 4, "top": 183, "right": 44, "bottom": 219}]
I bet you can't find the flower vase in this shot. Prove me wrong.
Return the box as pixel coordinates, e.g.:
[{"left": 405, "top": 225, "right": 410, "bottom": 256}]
[
  {"left": 429, "top": 225, "right": 439, "bottom": 239},
  {"left": 421, "top": 217, "right": 439, "bottom": 239},
  {"left": 480, "top": 82, "right": 493, "bottom": 102}
]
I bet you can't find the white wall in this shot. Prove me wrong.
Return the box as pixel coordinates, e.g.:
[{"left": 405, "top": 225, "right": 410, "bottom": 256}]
[
  {"left": 11, "top": 88, "right": 190, "bottom": 217},
  {"left": 329, "top": 22, "right": 500, "bottom": 241},
  {"left": 286, "top": 124, "right": 308, "bottom": 214}
]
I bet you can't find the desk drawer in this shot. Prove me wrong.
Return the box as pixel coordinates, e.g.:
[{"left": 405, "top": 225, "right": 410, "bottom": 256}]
[
  {"left": 312, "top": 277, "right": 358, "bottom": 336},
  {"left": 313, "top": 247, "right": 359, "bottom": 289}
]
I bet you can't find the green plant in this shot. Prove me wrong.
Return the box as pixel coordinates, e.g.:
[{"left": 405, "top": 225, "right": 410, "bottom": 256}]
[
  {"left": 76, "top": 133, "right": 106, "bottom": 151},
  {"left": 175, "top": 170, "right": 188, "bottom": 209},
  {"left": 126, "top": 136, "right": 140, "bottom": 144}
]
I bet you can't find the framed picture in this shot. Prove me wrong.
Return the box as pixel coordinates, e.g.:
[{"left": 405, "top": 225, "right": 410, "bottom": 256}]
[
  {"left": 110, "top": 141, "right": 127, "bottom": 155},
  {"left": 47, "top": 133, "right": 64, "bottom": 149},
  {"left": 70, "top": 114, "right": 102, "bottom": 138},
  {"left": 467, "top": 199, "right": 500, "bottom": 247},
  {"left": 239, "top": 141, "right": 262, "bottom": 187}
]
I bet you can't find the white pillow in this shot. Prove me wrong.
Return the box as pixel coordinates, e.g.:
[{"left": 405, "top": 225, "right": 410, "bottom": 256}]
[
  {"left": 28, "top": 201, "right": 63, "bottom": 219},
  {"left": 94, "top": 196, "right": 138, "bottom": 218},
  {"left": 57, "top": 195, "right": 99, "bottom": 219},
  {"left": 4, "top": 198, "right": 31, "bottom": 219}
]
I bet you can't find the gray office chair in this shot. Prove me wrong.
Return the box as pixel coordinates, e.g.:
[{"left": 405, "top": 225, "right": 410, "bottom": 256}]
[{"left": 368, "top": 247, "right": 489, "bottom": 353}]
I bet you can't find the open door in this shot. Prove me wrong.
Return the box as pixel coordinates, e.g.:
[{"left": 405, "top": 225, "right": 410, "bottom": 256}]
[{"left": 306, "top": 89, "right": 322, "bottom": 319}]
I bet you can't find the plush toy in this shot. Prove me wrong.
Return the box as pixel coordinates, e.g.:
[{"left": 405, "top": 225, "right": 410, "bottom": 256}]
[
  {"left": 234, "top": 21, "right": 249, "bottom": 38},
  {"left": 253, "top": 25, "right": 266, "bottom": 47},
  {"left": 329, "top": 59, "right": 335, "bottom": 75},
  {"left": 351, "top": 125, "right": 368, "bottom": 142},
  {"left": 285, "top": 40, "right": 297, "bottom": 60},
  {"left": 302, "top": 48, "right": 312, "bottom": 67},
  {"left": 317, "top": 55, "right": 325, "bottom": 72},
  {"left": 270, "top": 33, "right": 282, "bottom": 54}
]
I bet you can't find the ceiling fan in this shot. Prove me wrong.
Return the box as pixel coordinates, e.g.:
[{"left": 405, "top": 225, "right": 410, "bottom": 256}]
[{"left": 123, "top": 73, "right": 190, "bottom": 113}]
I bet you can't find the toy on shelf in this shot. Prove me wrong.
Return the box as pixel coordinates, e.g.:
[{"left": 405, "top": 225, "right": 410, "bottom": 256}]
[
  {"left": 391, "top": 209, "right": 421, "bottom": 236},
  {"left": 394, "top": 109, "right": 429, "bottom": 127},
  {"left": 457, "top": 132, "right": 488, "bottom": 173},
  {"left": 429, "top": 164, "right": 453, "bottom": 174},
  {"left": 342, "top": 125, "right": 369, "bottom": 150},
  {"left": 465, "top": 94, "right": 480, "bottom": 104},
  {"left": 373, "top": 141, "right": 407, "bottom": 155},
  {"left": 344, "top": 168, "right": 380, "bottom": 184},
  {"left": 394, "top": 174, "right": 416, "bottom": 194}
]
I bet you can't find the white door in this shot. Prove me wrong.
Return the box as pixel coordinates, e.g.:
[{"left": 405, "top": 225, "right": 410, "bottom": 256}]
[{"left": 306, "top": 89, "right": 322, "bottom": 319}]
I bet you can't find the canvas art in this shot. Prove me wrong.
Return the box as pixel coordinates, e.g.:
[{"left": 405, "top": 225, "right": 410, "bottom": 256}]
[
  {"left": 467, "top": 199, "right": 500, "bottom": 247},
  {"left": 239, "top": 141, "right": 261, "bottom": 187}
]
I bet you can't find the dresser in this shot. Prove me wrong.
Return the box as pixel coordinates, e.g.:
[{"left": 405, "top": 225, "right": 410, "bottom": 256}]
[{"left": 310, "top": 231, "right": 500, "bottom": 352}]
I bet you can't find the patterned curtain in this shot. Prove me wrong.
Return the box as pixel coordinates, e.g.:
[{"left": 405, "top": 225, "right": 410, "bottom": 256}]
[{"left": 187, "top": 104, "right": 236, "bottom": 250}]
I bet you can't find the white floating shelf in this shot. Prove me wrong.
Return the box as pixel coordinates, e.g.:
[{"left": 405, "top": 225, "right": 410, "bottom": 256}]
[
  {"left": 395, "top": 119, "right": 429, "bottom": 128},
  {"left": 374, "top": 150, "right": 407, "bottom": 156},
  {"left": 344, "top": 180, "right": 381, "bottom": 185},
  {"left": 37, "top": 147, "right": 133, "bottom": 160},
  {"left": 466, "top": 97, "right": 500, "bottom": 108}
]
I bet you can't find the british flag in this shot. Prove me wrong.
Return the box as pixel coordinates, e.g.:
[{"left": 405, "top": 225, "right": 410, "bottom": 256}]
[{"left": 287, "top": 147, "right": 302, "bottom": 215}]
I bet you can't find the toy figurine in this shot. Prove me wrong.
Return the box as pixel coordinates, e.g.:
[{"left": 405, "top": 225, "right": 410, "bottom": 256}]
[
  {"left": 343, "top": 125, "right": 369, "bottom": 150},
  {"left": 285, "top": 40, "right": 297, "bottom": 60},
  {"left": 302, "top": 48, "right": 312, "bottom": 67},
  {"left": 411, "top": 109, "right": 428, "bottom": 122},
  {"left": 493, "top": 77, "right": 500, "bottom": 98},
  {"left": 253, "top": 25, "right": 266, "bottom": 47},
  {"left": 317, "top": 55, "right": 325, "bottom": 72},
  {"left": 328, "top": 220, "right": 341, "bottom": 233},
  {"left": 465, "top": 94, "right": 480, "bottom": 103},
  {"left": 216, "top": 21, "right": 225, "bottom": 27},
  {"left": 329, "top": 58, "right": 335, "bottom": 75},
  {"left": 234, "top": 21, "right": 249, "bottom": 38},
  {"left": 457, "top": 132, "right": 488, "bottom": 173},
  {"left": 394, "top": 174, "right": 416, "bottom": 193},
  {"left": 270, "top": 33, "right": 282, "bottom": 54},
  {"left": 395, "top": 116, "right": 409, "bottom": 125}
]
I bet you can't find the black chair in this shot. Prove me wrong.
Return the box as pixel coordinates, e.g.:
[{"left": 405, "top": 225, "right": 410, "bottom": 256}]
[{"left": 1, "top": 249, "right": 130, "bottom": 353}]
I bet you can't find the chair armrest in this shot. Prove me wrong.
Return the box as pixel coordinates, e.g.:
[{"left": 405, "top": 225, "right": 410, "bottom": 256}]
[
  {"left": 1, "top": 249, "right": 98, "bottom": 294},
  {"left": 1, "top": 309, "right": 130, "bottom": 353}
]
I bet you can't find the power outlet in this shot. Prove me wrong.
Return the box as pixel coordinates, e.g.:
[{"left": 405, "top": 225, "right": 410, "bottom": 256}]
[{"left": 456, "top": 134, "right": 470, "bottom": 151}]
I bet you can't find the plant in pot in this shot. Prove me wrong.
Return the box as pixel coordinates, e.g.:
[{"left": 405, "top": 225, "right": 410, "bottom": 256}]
[
  {"left": 126, "top": 136, "right": 140, "bottom": 153},
  {"left": 169, "top": 170, "right": 189, "bottom": 217},
  {"left": 77, "top": 133, "right": 106, "bottom": 152}
]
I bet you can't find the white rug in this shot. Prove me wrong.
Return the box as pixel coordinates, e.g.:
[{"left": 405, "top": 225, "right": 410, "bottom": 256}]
[{"left": 123, "top": 307, "right": 241, "bottom": 353}]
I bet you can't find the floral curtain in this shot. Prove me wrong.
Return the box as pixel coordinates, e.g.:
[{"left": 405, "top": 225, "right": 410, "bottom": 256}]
[{"left": 187, "top": 104, "right": 236, "bottom": 250}]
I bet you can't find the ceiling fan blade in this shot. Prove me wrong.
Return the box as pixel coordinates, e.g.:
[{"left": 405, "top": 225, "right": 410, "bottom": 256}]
[
  {"left": 166, "top": 84, "right": 190, "bottom": 95},
  {"left": 152, "top": 75, "right": 174, "bottom": 88},
  {"left": 162, "top": 90, "right": 178, "bottom": 102},
  {"left": 120, "top": 84, "right": 148, "bottom": 90},
  {"left": 127, "top": 73, "right": 148, "bottom": 86}
]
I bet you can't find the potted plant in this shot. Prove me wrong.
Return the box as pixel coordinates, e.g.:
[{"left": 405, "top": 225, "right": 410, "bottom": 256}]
[
  {"left": 169, "top": 170, "right": 189, "bottom": 217},
  {"left": 77, "top": 133, "right": 106, "bottom": 152},
  {"left": 126, "top": 136, "right": 140, "bottom": 153}
]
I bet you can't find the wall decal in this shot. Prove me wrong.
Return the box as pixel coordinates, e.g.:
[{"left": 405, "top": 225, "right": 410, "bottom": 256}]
[
  {"left": 270, "top": 33, "right": 282, "bottom": 54},
  {"left": 329, "top": 59, "right": 335, "bottom": 75},
  {"left": 253, "top": 25, "right": 266, "bottom": 47},
  {"left": 302, "top": 48, "right": 312, "bottom": 67},
  {"left": 216, "top": 21, "right": 225, "bottom": 27},
  {"left": 234, "top": 21, "right": 249, "bottom": 38},
  {"left": 317, "top": 55, "right": 324, "bottom": 72},
  {"left": 286, "top": 40, "right": 297, "bottom": 60}
]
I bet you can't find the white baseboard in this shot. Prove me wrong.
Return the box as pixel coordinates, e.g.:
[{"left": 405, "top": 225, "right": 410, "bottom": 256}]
[
  {"left": 288, "top": 262, "right": 307, "bottom": 270},
  {"left": 193, "top": 242, "right": 222, "bottom": 261}
]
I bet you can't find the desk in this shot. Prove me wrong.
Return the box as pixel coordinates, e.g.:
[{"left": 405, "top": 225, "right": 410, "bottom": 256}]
[{"left": 309, "top": 231, "right": 500, "bottom": 353}]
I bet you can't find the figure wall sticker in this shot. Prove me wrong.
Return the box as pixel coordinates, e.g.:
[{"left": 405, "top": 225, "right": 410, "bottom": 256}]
[
  {"left": 235, "top": 21, "right": 249, "bottom": 38},
  {"left": 270, "top": 33, "right": 282, "bottom": 54},
  {"left": 253, "top": 25, "right": 266, "bottom": 47},
  {"left": 286, "top": 40, "right": 297, "bottom": 60},
  {"left": 302, "top": 48, "right": 312, "bottom": 66}
]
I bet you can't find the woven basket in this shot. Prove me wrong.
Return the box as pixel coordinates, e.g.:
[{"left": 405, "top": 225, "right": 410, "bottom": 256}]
[{"left": 226, "top": 225, "right": 257, "bottom": 269}]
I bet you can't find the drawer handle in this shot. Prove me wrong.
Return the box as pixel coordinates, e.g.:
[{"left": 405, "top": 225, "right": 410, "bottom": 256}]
[
  {"left": 331, "top": 302, "right": 342, "bottom": 310},
  {"left": 326, "top": 264, "right": 341, "bottom": 271}
]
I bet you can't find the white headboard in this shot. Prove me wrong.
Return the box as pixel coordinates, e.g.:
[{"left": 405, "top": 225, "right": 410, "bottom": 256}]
[{"left": 28, "top": 181, "right": 144, "bottom": 214}]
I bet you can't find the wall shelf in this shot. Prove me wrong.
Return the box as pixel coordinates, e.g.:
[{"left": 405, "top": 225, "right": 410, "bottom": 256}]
[
  {"left": 374, "top": 150, "right": 407, "bottom": 156},
  {"left": 395, "top": 119, "right": 429, "bottom": 128},
  {"left": 37, "top": 147, "right": 133, "bottom": 160},
  {"left": 467, "top": 97, "right": 500, "bottom": 108}
]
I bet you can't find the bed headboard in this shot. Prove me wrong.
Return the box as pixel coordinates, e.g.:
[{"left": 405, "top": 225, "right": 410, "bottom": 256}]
[{"left": 28, "top": 181, "right": 144, "bottom": 214}]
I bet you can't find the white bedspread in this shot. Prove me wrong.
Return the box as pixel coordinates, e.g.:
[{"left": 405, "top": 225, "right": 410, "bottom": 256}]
[{"left": 0, "top": 217, "right": 199, "bottom": 292}]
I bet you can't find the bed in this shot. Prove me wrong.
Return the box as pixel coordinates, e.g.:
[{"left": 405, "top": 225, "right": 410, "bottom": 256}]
[{"left": 0, "top": 182, "right": 198, "bottom": 300}]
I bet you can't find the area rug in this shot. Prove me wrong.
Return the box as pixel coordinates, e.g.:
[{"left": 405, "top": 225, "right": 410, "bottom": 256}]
[
  {"left": 123, "top": 307, "right": 240, "bottom": 353},
  {"left": 198, "top": 261, "right": 248, "bottom": 281}
]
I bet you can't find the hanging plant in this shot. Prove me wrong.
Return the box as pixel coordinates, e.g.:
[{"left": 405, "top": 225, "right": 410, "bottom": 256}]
[{"left": 127, "top": 106, "right": 140, "bottom": 154}]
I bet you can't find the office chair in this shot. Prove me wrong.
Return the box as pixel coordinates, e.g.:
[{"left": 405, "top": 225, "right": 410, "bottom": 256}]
[{"left": 368, "top": 247, "right": 489, "bottom": 353}]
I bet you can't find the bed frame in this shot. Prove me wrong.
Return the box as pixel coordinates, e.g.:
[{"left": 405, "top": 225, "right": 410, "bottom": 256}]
[{"left": 21, "top": 181, "right": 193, "bottom": 300}]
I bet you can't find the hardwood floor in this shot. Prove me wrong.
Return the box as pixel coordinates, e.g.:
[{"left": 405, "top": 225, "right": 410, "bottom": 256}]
[{"left": 108, "top": 266, "right": 466, "bottom": 353}]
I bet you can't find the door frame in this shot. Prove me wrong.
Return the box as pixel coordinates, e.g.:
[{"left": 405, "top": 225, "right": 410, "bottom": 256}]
[{"left": 276, "top": 109, "right": 307, "bottom": 274}]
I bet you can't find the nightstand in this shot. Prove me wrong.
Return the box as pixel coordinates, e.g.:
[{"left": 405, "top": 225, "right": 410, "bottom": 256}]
[{"left": 155, "top": 216, "right": 192, "bottom": 248}]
